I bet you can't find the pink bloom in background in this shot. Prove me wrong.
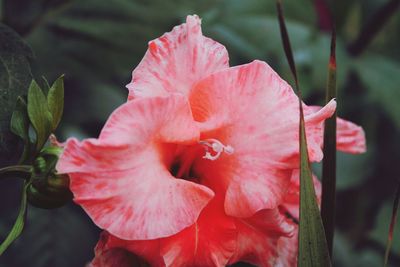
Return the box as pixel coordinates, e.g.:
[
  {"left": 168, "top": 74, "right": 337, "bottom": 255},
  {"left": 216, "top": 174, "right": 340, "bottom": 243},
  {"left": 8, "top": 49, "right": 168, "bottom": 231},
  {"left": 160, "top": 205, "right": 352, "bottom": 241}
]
[{"left": 58, "top": 15, "right": 366, "bottom": 267}]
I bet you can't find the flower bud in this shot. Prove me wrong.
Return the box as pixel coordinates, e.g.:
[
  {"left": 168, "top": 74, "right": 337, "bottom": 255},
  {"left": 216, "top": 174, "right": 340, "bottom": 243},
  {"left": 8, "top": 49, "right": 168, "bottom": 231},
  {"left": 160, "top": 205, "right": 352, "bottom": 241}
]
[
  {"left": 28, "top": 147, "right": 72, "bottom": 209},
  {"left": 27, "top": 174, "right": 72, "bottom": 209}
]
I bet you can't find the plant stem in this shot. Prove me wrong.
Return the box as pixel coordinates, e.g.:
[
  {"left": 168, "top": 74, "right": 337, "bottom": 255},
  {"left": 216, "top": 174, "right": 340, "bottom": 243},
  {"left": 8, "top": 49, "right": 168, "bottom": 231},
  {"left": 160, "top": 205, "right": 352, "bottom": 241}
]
[
  {"left": 0, "top": 165, "right": 32, "bottom": 180},
  {"left": 321, "top": 28, "right": 337, "bottom": 257},
  {"left": 348, "top": 0, "right": 400, "bottom": 57}
]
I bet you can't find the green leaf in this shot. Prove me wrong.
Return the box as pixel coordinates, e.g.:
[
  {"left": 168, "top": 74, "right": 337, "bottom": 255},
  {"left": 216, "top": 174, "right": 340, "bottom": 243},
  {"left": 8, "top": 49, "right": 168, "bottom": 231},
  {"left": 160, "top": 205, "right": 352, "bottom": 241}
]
[
  {"left": 276, "top": 1, "right": 331, "bottom": 266},
  {"left": 27, "top": 80, "right": 52, "bottom": 152},
  {"left": 47, "top": 75, "right": 64, "bottom": 131},
  {"left": 10, "top": 96, "right": 29, "bottom": 141},
  {"left": 298, "top": 114, "right": 332, "bottom": 267},
  {"left": 0, "top": 23, "right": 33, "bottom": 167},
  {"left": 0, "top": 182, "right": 28, "bottom": 255}
]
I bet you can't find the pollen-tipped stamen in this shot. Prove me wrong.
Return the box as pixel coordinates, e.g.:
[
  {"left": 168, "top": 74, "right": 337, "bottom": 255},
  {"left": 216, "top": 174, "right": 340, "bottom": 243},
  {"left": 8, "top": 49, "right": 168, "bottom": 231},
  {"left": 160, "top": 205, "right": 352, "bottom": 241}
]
[{"left": 199, "top": 138, "right": 234, "bottom": 161}]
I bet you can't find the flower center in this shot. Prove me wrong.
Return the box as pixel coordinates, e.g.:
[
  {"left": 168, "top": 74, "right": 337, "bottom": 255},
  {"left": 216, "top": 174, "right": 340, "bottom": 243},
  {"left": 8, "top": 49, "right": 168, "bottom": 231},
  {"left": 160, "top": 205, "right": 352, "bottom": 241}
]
[{"left": 168, "top": 138, "right": 234, "bottom": 180}]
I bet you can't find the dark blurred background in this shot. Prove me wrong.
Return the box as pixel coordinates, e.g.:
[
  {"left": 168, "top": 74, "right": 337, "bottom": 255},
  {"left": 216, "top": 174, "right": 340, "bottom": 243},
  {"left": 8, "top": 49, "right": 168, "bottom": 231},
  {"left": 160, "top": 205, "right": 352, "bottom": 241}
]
[{"left": 0, "top": 0, "right": 399, "bottom": 266}]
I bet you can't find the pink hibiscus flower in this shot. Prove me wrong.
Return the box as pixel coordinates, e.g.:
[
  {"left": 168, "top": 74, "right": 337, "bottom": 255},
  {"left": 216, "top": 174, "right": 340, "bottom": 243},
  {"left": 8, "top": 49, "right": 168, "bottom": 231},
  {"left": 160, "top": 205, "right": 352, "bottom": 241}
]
[{"left": 57, "top": 15, "right": 366, "bottom": 267}]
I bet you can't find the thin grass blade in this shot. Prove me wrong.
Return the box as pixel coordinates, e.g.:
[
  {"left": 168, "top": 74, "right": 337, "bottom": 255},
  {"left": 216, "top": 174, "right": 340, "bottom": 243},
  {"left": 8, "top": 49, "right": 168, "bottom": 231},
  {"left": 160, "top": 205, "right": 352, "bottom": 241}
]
[{"left": 383, "top": 180, "right": 400, "bottom": 267}]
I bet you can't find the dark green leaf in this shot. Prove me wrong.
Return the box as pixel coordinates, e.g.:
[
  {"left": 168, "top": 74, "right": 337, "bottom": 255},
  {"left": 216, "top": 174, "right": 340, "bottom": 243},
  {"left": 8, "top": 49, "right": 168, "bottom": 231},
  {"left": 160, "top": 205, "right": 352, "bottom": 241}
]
[
  {"left": 298, "top": 115, "right": 332, "bottom": 267},
  {"left": 47, "top": 75, "right": 64, "bottom": 131},
  {"left": 27, "top": 80, "right": 52, "bottom": 151},
  {"left": 0, "top": 182, "right": 28, "bottom": 255},
  {"left": 0, "top": 23, "right": 33, "bottom": 167},
  {"left": 10, "top": 96, "right": 29, "bottom": 141}
]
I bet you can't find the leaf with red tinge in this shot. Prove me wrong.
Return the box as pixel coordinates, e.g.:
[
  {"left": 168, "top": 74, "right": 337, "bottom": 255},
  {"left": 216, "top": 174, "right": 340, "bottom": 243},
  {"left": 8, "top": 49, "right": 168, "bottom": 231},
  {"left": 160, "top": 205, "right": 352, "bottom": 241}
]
[
  {"left": 276, "top": 1, "right": 332, "bottom": 266},
  {"left": 383, "top": 180, "right": 400, "bottom": 267}
]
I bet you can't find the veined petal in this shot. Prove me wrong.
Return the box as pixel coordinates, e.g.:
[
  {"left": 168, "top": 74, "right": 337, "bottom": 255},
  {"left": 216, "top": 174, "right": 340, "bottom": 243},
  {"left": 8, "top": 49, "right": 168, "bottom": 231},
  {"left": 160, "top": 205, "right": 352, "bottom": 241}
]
[
  {"left": 127, "top": 15, "right": 229, "bottom": 99},
  {"left": 337, "top": 117, "right": 366, "bottom": 153},
  {"left": 224, "top": 168, "right": 292, "bottom": 218},
  {"left": 160, "top": 197, "right": 236, "bottom": 267},
  {"left": 228, "top": 208, "right": 294, "bottom": 267},
  {"left": 58, "top": 95, "right": 199, "bottom": 174},
  {"left": 305, "top": 105, "right": 366, "bottom": 154},
  {"left": 275, "top": 226, "right": 298, "bottom": 267},
  {"left": 71, "top": 168, "right": 214, "bottom": 240},
  {"left": 57, "top": 95, "right": 214, "bottom": 240},
  {"left": 104, "top": 197, "right": 237, "bottom": 267},
  {"left": 189, "top": 60, "right": 333, "bottom": 217},
  {"left": 303, "top": 99, "right": 337, "bottom": 162}
]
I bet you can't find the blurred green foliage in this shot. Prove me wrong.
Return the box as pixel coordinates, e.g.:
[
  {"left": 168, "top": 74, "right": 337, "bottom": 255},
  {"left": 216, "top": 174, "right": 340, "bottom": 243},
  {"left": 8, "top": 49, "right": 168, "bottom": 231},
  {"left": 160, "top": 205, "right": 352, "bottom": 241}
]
[{"left": 0, "top": 0, "right": 399, "bottom": 266}]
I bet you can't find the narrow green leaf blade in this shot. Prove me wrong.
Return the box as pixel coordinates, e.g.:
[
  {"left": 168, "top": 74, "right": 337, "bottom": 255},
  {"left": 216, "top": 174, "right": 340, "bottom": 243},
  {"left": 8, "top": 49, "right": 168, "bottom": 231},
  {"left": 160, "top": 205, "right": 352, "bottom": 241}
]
[
  {"left": 27, "top": 80, "right": 52, "bottom": 151},
  {"left": 383, "top": 180, "right": 400, "bottom": 267},
  {"left": 10, "top": 96, "right": 29, "bottom": 141},
  {"left": 298, "top": 115, "right": 332, "bottom": 267},
  {"left": 47, "top": 75, "right": 65, "bottom": 131},
  {"left": 0, "top": 182, "right": 28, "bottom": 255},
  {"left": 321, "top": 29, "right": 337, "bottom": 256},
  {"left": 276, "top": 1, "right": 332, "bottom": 266}
]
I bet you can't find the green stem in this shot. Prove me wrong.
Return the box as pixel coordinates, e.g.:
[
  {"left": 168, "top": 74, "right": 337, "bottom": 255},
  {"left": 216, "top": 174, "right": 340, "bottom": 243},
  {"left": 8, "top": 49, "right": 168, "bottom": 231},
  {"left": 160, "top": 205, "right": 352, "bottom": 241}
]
[{"left": 0, "top": 165, "right": 32, "bottom": 180}]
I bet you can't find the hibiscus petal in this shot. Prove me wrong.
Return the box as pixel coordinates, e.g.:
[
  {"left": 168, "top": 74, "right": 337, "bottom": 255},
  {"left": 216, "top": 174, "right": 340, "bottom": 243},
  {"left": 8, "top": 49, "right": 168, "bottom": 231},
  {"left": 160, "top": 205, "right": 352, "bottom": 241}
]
[
  {"left": 105, "top": 197, "right": 237, "bottom": 267},
  {"left": 127, "top": 15, "right": 229, "bottom": 99},
  {"left": 228, "top": 208, "right": 294, "bottom": 267},
  {"left": 337, "top": 117, "right": 366, "bottom": 153},
  {"left": 275, "top": 226, "right": 299, "bottom": 267},
  {"left": 305, "top": 105, "right": 366, "bottom": 154},
  {"left": 58, "top": 95, "right": 199, "bottom": 174},
  {"left": 304, "top": 99, "right": 337, "bottom": 162},
  {"left": 71, "top": 168, "right": 214, "bottom": 240},
  {"left": 57, "top": 95, "right": 214, "bottom": 240},
  {"left": 160, "top": 197, "right": 236, "bottom": 267},
  {"left": 189, "top": 60, "right": 334, "bottom": 217}
]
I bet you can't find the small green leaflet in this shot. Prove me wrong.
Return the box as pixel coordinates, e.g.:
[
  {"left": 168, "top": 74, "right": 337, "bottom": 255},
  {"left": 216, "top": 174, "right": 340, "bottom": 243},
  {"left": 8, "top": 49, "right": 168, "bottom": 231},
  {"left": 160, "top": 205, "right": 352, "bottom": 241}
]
[
  {"left": 27, "top": 80, "right": 53, "bottom": 152},
  {"left": 47, "top": 75, "right": 65, "bottom": 131}
]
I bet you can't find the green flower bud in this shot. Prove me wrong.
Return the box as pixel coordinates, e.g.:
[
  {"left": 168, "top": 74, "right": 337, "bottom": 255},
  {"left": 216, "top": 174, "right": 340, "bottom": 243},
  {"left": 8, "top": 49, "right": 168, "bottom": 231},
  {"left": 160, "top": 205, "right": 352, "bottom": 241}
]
[{"left": 27, "top": 174, "right": 72, "bottom": 209}]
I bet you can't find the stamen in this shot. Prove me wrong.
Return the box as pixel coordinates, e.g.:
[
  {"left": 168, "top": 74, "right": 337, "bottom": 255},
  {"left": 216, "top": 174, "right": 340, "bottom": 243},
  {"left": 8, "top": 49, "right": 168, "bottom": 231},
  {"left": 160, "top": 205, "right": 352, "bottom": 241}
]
[{"left": 199, "top": 138, "right": 234, "bottom": 161}]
